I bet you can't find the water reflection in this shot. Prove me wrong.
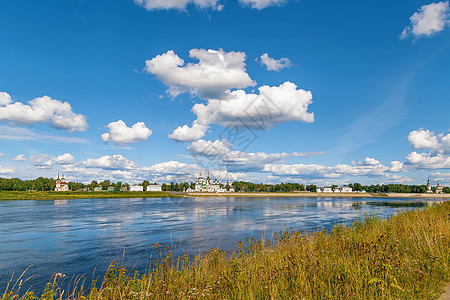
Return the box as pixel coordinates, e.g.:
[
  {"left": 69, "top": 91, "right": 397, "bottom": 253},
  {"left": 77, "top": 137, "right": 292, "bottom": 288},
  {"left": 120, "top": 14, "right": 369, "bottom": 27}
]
[{"left": 0, "top": 197, "right": 445, "bottom": 292}]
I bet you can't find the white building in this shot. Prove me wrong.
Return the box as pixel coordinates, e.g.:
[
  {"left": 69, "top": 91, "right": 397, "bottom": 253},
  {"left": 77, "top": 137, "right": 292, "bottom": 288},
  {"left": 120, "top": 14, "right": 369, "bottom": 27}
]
[
  {"left": 191, "top": 173, "right": 234, "bottom": 193},
  {"left": 340, "top": 186, "right": 353, "bottom": 193},
  {"left": 130, "top": 185, "right": 144, "bottom": 192},
  {"left": 55, "top": 173, "right": 69, "bottom": 192},
  {"left": 147, "top": 184, "right": 162, "bottom": 192}
]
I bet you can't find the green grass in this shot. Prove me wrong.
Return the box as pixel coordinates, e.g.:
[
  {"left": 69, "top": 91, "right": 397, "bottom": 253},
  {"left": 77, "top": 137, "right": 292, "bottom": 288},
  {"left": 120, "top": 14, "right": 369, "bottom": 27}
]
[
  {"left": 0, "top": 191, "right": 180, "bottom": 201},
  {"left": 3, "top": 202, "right": 450, "bottom": 299}
]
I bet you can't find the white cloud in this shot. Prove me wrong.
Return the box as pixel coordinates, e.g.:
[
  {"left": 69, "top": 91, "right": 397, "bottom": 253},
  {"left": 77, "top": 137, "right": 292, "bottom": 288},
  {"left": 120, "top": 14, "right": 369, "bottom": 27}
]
[
  {"left": 134, "top": 0, "right": 223, "bottom": 11},
  {"left": 169, "top": 123, "right": 208, "bottom": 142},
  {"left": 258, "top": 53, "right": 292, "bottom": 71},
  {"left": 145, "top": 160, "right": 200, "bottom": 176},
  {"left": 239, "top": 0, "right": 287, "bottom": 9},
  {"left": 0, "top": 92, "right": 12, "bottom": 106},
  {"left": 408, "top": 128, "right": 450, "bottom": 154},
  {"left": 390, "top": 161, "right": 404, "bottom": 172},
  {"left": 53, "top": 153, "right": 75, "bottom": 165},
  {"left": 29, "top": 154, "right": 54, "bottom": 169},
  {"left": 101, "top": 120, "right": 152, "bottom": 146},
  {"left": 187, "top": 139, "right": 324, "bottom": 172},
  {"left": 83, "top": 155, "right": 137, "bottom": 170},
  {"left": 357, "top": 157, "right": 381, "bottom": 166},
  {"left": 169, "top": 81, "right": 314, "bottom": 142},
  {"left": 0, "top": 165, "right": 14, "bottom": 175},
  {"left": 145, "top": 49, "right": 255, "bottom": 98},
  {"left": 0, "top": 92, "right": 88, "bottom": 132},
  {"left": 0, "top": 152, "right": 5, "bottom": 157},
  {"left": 406, "top": 152, "right": 450, "bottom": 169},
  {"left": 187, "top": 139, "right": 231, "bottom": 157},
  {"left": 263, "top": 158, "right": 391, "bottom": 179},
  {"left": 401, "top": 1, "right": 449, "bottom": 39},
  {"left": 13, "top": 154, "right": 26, "bottom": 161}
]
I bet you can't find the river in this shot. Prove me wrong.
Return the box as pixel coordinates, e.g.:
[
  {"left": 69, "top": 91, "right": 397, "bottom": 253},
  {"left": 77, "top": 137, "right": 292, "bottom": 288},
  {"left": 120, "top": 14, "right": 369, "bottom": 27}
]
[{"left": 0, "top": 196, "right": 442, "bottom": 292}]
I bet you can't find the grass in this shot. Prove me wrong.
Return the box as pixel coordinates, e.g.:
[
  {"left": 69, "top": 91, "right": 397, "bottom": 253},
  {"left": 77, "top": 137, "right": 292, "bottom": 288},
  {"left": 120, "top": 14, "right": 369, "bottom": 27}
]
[
  {"left": 2, "top": 202, "right": 449, "bottom": 299},
  {"left": 0, "top": 191, "right": 180, "bottom": 201}
]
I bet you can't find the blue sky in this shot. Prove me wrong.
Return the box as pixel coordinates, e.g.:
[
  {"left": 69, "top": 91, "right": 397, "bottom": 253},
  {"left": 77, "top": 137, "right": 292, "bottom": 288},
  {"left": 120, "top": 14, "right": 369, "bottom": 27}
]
[{"left": 0, "top": 0, "right": 449, "bottom": 186}]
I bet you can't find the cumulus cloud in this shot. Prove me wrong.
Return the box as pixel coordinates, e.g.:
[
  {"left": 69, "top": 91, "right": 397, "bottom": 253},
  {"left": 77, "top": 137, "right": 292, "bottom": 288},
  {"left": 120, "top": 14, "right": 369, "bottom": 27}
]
[
  {"left": 258, "top": 53, "right": 292, "bottom": 71},
  {"left": 29, "top": 154, "right": 54, "bottom": 169},
  {"left": 262, "top": 158, "right": 393, "bottom": 179},
  {"left": 187, "top": 139, "right": 324, "bottom": 172},
  {"left": 357, "top": 157, "right": 381, "bottom": 166},
  {"left": 187, "top": 139, "right": 231, "bottom": 157},
  {"left": 408, "top": 128, "right": 450, "bottom": 154},
  {"left": 390, "top": 161, "right": 404, "bottom": 172},
  {"left": 0, "top": 92, "right": 88, "bottom": 132},
  {"left": 53, "top": 153, "right": 75, "bottom": 165},
  {"left": 169, "top": 123, "right": 208, "bottom": 142},
  {"left": 406, "top": 152, "right": 450, "bottom": 169},
  {"left": 0, "top": 92, "right": 12, "bottom": 106},
  {"left": 145, "top": 49, "right": 255, "bottom": 98},
  {"left": 0, "top": 165, "right": 14, "bottom": 175},
  {"left": 134, "top": 0, "right": 223, "bottom": 11},
  {"left": 239, "top": 0, "right": 287, "bottom": 9},
  {"left": 170, "top": 81, "right": 314, "bottom": 142},
  {"left": 145, "top": 160, "right": 200, "bottom": 176},
  {"left": 401, "top": 1, "right": 449, "bottom": 39},
  {"left": 13, "top": 154, "right": 26, "bottom": 161},
  {"left": 101, "top": 120, "right": 152, "bottom": 146},
  {"left": 83, "top": 155, "right": 137, "bottom": 170},
  {"left": 28, "top": 153, "right": 75, "bottom": 169}
]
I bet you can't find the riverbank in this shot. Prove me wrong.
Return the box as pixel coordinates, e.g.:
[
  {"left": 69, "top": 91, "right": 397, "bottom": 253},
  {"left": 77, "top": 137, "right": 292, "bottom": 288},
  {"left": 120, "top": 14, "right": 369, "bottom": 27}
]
[
  {"left": 1, "top": 191, "right": 449, "bottom": 201},
  {"left": 0, "top": 191, "right": 180, "bottom": 201},
  {"left": 6, "top": 201, "right": 449, "bottom": 299},
  {"left": 188, "top": 191, "right": 450, "bottom": 198}
]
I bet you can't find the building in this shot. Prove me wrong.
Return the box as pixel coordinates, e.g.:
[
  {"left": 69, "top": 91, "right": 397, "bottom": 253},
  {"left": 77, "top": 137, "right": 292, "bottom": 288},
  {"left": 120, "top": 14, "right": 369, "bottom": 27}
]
[
  {"left": 436, "top": 180, "right": 443, "bottom": 194},
  {"left": 340, "top": 186, "right": 353, "bottom": 193},
  {"left": 55, "top": 173, "right": 69, "bottom": 192},
  {"left": 427, "top": 178, "right": 433, "bottom": 193},
  {"left": 94, "top": 187, "right": 102, "bottom": 192},
  {"left": 130, "top": 185, "right": 144, "bottom": 192},
  {"left": 190, "top": 172, "right": 234, "bottom": 193},
  {"left": 107, "top": 186, "right": 115, "bottom": 192},
  {"left": 120, "top": 186, "right": 128, "bottom": 192},
  {"left": 317, "top": 187, "right": 333, "bottom": 193},
  {"left": 147, "top": 184, "right": 162, "bottom": 192}
]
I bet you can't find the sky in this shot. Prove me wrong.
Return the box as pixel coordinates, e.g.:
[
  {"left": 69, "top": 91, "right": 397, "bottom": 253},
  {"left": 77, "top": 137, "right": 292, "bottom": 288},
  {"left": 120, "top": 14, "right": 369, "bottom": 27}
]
[{"left": 0, "top": 0, "right": 449, "bottom": 186}]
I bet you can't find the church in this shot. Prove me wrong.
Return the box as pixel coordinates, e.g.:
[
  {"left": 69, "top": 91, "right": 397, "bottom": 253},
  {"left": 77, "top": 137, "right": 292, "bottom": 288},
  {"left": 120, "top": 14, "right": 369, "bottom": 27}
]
[
  {"left": 187, "top": 172, "right": 235, "bottom": 193},
  {"left": 427, "top": 178, "right": 443, "bottom": 194},
  {"left": 55, "top": 173, "right": 69, "bottom": 192}
]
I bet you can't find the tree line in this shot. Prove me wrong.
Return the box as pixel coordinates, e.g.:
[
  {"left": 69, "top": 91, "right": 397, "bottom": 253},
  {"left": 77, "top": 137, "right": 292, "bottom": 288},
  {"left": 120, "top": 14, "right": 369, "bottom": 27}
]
[{"left": 0, "top": 177, "right": 448, "bottom": 193}]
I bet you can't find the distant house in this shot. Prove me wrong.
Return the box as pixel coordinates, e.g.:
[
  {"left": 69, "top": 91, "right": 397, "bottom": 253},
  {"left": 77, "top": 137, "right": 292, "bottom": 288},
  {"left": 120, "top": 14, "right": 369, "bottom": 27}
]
[
  {"left": 130, "top": 185, "right": 144, "bottom": 192},
  {"left": 94, "top": 187, "right": 102, "bottom": 192},
  {"left": 107, "top": 186, "right": 115, "bottom": 192},
  {"left": 333, "top": 187, "right": 341, "bottom": 193},
  {"left": 147, "top": 184, "right": 162, "bottom": 192},
  {"left": 340, "top": 186, "right": 353, "bottom": 193},
  {"left": 436, "top": 180, "right": 443, "bottom": 194},
  {"left": 322, "top": 187, "right": 333, "bottom": 193},
  {"left": 120, "top": 186, "right": 128, "bottom": 192}
]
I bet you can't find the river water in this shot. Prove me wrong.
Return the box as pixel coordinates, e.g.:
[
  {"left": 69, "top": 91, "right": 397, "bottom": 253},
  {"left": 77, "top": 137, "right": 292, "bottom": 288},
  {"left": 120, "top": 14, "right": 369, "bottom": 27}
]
[{"left": 0, "top": 196, "right": 442, "bottom": 292}]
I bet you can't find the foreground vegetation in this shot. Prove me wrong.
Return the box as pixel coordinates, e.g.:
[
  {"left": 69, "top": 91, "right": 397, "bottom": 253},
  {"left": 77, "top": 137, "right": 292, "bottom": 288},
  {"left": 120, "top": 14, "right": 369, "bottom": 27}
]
[
  {"left": 0, "top": 191, "right": 179, "bottom": 201},
  {"left": 4, "top": 202, "right": 449, "bottom": 299}
]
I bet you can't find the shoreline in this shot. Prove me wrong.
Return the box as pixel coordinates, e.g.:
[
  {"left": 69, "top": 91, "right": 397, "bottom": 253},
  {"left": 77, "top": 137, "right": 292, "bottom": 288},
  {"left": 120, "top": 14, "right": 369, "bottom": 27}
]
[
  {"left": 187, "top": 191, "right": 450, "bottom": 198},
  {"left": 0, "top": 190, "right": 449, "bottom": 201}
]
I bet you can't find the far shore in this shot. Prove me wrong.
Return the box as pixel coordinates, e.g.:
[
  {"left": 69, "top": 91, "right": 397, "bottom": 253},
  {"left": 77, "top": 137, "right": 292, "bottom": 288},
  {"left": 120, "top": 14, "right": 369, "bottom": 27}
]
[
  {"left": 0, "top": 190, "right": 449, "bottom": 201},
  {"left": 187, "top": 191, "right": 450, "bottom": 198}
]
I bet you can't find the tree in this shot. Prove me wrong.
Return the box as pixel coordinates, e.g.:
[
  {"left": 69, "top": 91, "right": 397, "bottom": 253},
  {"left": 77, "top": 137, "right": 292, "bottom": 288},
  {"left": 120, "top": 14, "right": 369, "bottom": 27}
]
[{"left": 142, "top": 180, "right": 150, "bottom": 191}]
